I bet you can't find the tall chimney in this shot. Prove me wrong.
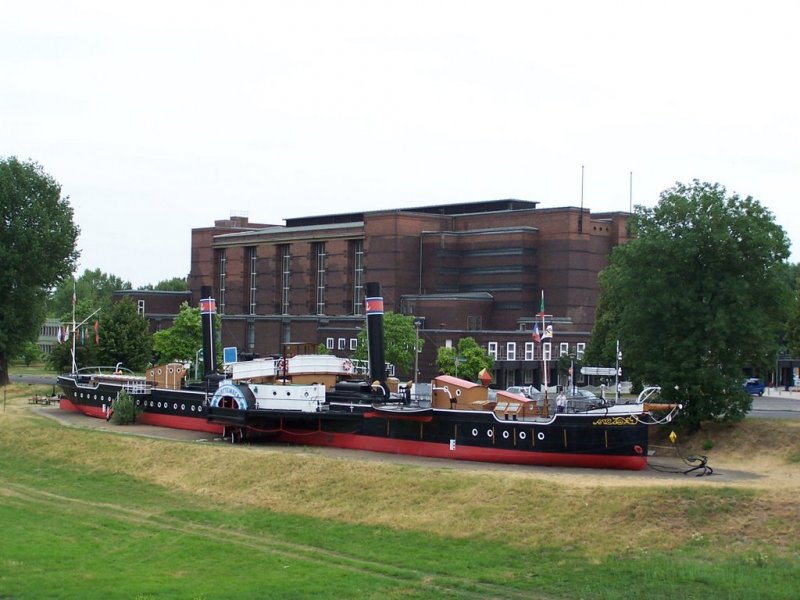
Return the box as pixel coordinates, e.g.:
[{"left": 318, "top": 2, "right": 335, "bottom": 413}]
[
  {"left": 364, "top": 282, "right": 387, "bottom": 396},
  {"left": 199, "top": 286, "right": 217, "bottom": 377}
]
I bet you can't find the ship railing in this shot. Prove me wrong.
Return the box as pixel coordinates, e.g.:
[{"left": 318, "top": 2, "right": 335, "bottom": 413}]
[{"left": 122, "top": 381, "right": 152, "bottom": 395}]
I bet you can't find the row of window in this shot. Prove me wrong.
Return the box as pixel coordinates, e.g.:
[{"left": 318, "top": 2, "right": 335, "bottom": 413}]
[
  {"left": 487, "top": 342, "right": 585, "bottom": 361},
  {"left": 217, "top": 240, "right": 366, "bottom": 317},
  {"left": 325, "top": 337, "right": 360, "bottom": 351}
]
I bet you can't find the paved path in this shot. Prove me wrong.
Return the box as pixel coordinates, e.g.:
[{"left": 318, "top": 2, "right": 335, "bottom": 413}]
[{"left": 750, "top": 389, "right": 800, "bottom": 419}]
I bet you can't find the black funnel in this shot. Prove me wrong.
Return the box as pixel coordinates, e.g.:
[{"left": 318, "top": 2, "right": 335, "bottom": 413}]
[
  {"left": 364, "top": 282, "right": 388, "bottom": 396},
  {"left": 200, "top": 286, "right": 218, "bottom": 377}
]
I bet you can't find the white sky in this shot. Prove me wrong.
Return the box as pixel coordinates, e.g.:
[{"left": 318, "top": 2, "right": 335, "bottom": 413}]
[{"left": 3, "top": 1, "right": 798, "bottom": 287}]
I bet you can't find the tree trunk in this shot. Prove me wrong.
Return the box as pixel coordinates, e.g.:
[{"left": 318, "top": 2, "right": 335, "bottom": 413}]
[{"left": 0, "top": 352, "right": 9, "bottom": 386}]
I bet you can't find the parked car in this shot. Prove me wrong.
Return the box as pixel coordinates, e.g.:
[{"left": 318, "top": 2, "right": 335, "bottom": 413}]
[
  {"left": 744, "top": 378, "right": 766, "bottom": 396},
  {"left": 506, "top": 385, "right": 536, "bottom": 399}
]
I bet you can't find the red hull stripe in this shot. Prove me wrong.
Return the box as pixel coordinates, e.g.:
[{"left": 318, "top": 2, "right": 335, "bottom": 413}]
[
  {"left": 272, "top": 430, "right": 647, "bottom": 470},
  {"left": 59, "top": 398, "right": 80, "bottom": 412}
]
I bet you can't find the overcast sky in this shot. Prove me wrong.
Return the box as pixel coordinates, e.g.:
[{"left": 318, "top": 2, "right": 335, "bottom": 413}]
[{"left": 4, "top": 1, "right": 798, "bottom": 287}]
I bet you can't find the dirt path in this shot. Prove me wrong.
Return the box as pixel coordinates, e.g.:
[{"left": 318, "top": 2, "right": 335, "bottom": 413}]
[{"left": 37, "top": 405, "right": 797, "bottom": 491}]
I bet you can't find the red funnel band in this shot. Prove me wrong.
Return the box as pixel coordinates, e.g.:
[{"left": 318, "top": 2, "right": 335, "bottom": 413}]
[
  {"left": 365, "top": 297, "right": 384, "bottom": 314},
  {"left": 200, "top": 299, "right": 217, "bottom": 314}
]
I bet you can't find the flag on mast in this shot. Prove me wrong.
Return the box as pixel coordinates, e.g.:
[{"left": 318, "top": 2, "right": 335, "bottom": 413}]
[{"left": 532, "top": 323, "right": 541, "bottom": 343}]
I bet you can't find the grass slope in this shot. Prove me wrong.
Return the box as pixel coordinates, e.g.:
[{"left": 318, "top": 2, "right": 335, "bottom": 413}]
[{"left": 1, "top": 383, "right": 799, "bottom": 599}]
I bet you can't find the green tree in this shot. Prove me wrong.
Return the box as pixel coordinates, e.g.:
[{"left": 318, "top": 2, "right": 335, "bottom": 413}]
[
  {"left": 588, "top": 180, "right": 791, "bottom": 430},
  {"left": 351, "top": 312, "right": 423, "bottom": 379},
  {"left": 436, "top": 337, "right": 494, "bottom": 383},
  {"left": 17, "top": 341, "right": 44, "bottom": 366},
  {"left": 97, "top": 297, "right": 152, "bottom": 371},
  {"left": 153, "top": 302, "right": 202, "bottom": 364},
  {"left": 48, "top": 268, "right": 130, "bottom": 318},
  {"left": 152, "top": 302, "right": 221, "bottom": 372},
  {"left": 141, "top": 276, "right": 188, "bottom": 291},
  {"left": 0, "top": 157, "right": 79, "bottom": 384},
  {"left": 785, "top": 265, "right": 800, "bottom": 359}
]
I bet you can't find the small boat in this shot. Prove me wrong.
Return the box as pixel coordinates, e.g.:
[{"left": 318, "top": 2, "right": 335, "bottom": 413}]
[{"left": 58, "top": 282, "right": 680, "bottom": 470}]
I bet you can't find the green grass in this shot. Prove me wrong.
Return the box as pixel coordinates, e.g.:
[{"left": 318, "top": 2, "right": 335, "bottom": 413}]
[{"left": 2, "top": 385, "right": 799, "bottom": 599}]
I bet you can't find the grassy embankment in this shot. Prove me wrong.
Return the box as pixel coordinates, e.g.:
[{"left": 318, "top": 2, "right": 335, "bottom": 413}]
[{"left": 1, "top": 378, "right": 799, "bottom": 599}]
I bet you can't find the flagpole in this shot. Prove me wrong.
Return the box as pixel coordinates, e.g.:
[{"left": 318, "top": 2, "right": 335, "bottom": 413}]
[
  {"left": 540, "top": 290, "right": 548, "bottom": 417},
  {"left": 71, "top": 281, "right": 77, "bottom": 374}
]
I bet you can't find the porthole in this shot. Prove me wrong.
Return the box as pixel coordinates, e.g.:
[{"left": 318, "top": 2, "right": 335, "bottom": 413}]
[
  {"left": 502, "top": 430, "right": 510, "bottom": 440},
  {"left": 181, "top": 404, "right": 186, "bottom": 411},
  {"left": 173, "top": 403, "right": 178, "bottom": 410},
  {"left": 472, "top": 428, "right": 478, "bottom": 437},
  {"left": 157, "top": 402, "right": 162, "bottom": 408},
  {"left": 537, "top": 432, "right": 545, "bottom": 441},
  {"left": 487, "top": 429, "right": 493, "bottom": 438},
  {"left": 455, "top": 389, "right": 462, "bottom": 397},
  {"left": 191, "top": 405, "right": 195, "bottom": 412}
]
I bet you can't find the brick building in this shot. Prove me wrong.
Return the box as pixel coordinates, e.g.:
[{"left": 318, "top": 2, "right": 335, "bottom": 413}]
[
  {"left": 111, "top": 290, "right": 193, "bottom": 332},
  {"left": 188, "top": 200, "right": 630, "bottom": 387}
]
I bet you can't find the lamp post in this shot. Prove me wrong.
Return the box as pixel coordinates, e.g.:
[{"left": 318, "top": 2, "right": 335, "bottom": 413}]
[
  {"left": 413, "top": 318, "right": 422, "bottom": 390},
  {"left": 615, "top": 339, "right": 622, "bottom": 402}
]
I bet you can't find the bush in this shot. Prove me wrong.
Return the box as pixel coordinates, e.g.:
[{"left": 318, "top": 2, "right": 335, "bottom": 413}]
[{"left": 111, "top": 391, "right": 140, "bottom": 425}]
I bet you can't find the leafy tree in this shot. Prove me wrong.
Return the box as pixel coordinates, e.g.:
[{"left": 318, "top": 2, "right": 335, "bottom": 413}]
[
  {"left": 110, "top": 390, "right": 140, "bottom": 425},
  {"left": 47, "top": 329, "right": 101, "bottom": 373},
  {"left": 97, "top": 297, "right": 152, "bottom": 371},
  {"left": 153, "top": 302, "right": 202, "bottom": 364},
  {"left": 0, "top": 157, "right": 79, "bottom": 384},
  {"left": 588, "top": 180, "right": 791, "bottom": 430},
  {"left": 141, "top": 277, "right": 188, "bottom": 291},
  {"left": 351, "top": 311, "right": 423, "bottom": 379},
  {"left": 152, "top": 302, "right": 221, "bottom": 372},
  {"left": 785, "top": 265, "right": 800, "bottom": 359},
  {"left": 436, "top": 337, "right": 494, "bottom": 383},
  {"left": 17, "top": 341, "right": 44, "bottom": 366},
  {"left": 48, "top": 268, "right": 130, "bottom": 318}
]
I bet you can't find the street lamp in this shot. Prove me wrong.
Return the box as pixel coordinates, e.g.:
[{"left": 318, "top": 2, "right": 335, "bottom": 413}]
[
  {"left": 615, "top": 339, "right": 622, "bottom": 402},
  {"left": 413, "top": 318, "right": 423, "bottom": 391}
]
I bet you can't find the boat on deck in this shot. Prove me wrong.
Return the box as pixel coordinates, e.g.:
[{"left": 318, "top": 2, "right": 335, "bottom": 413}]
[{"left": 58, "top": 282, "right": 680, "bottom": 470}]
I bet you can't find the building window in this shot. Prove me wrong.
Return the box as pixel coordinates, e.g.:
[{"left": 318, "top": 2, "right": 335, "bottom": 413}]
[
  {"left": 280, "top": 245, "right": 291, "bottom": 315},
  {"left": 247, "top": 246, "right": 257, "bottom": 315},
  {"left": 352, "top": 239, "right": 364, "bottom": 315},
  {"left": 524, "top": 342, "right": 534, "bottom": 361},
  {"left": 217, "top": 248, "right": 227, "bottom": 315},
  {"left": 487, "top": 342, "right": 498, "bottom": 359},
  {"left": 326, "top": 337, "right": 334, "bottom": 350},
  {"left": 337, "top": 338, "right": 346, "bottom": 350},
  {"left": 467, "top": 316, "right": 482, "bottom": 331},
  {"left": 349, "top": 338, "right": 358, "bottom": 351},
  {"left": 560, "top": 342, "right": 569, "bottom": 356},
  {"left": 313, "top": 242, "right": 326, "bottom": 315},
  {"left": 506, "top": 342, "right": 516, "bottom": 361},
  {"left": 522, "top": 367, "right": 534, "bottom": 383},
  {"left": 543, "top": 342, "right": 552, "bottom": 361},
  {"left": 137, "top": 300, "right": 145, "bottom": 315},
  {"left": 576, "top": 343, "right": 586, "bottom": 359}
]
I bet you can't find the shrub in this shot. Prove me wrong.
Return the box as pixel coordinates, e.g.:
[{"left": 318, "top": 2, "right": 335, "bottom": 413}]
[{"left": 111, "top": 391, "right": 140, "bottom": 425}]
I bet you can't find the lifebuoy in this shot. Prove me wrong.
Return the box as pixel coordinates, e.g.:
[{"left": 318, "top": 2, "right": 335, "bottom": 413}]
[
  {"left": 276, "top": 358, "right": 287, "bottom": 372},
  {"left": 342, "top": 359, "right": 353, "bottom": 372}
]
